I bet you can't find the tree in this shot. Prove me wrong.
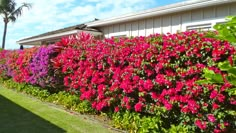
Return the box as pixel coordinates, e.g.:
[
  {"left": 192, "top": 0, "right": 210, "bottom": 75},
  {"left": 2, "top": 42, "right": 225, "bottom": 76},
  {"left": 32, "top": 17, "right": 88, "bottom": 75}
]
[{"left": 0, "top": 0, "right": 31, "bottom": 49}]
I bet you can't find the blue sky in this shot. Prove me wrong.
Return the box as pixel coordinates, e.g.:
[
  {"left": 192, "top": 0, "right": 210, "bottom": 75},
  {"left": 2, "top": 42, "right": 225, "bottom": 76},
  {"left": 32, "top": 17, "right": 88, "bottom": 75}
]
[{"left": 0, "top": 0, "right": 186, "bottom": 49}]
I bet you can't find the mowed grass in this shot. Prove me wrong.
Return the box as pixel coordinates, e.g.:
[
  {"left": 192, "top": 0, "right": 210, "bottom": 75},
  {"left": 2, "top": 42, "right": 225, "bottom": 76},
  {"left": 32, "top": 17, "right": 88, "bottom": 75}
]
[{"left": 0, "top": 86, "right": 115, "bottom": 133}]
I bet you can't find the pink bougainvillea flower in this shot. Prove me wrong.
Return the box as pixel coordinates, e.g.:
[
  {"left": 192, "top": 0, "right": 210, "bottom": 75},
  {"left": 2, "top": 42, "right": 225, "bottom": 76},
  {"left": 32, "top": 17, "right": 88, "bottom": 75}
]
[
  {"left": 207, "top": 114, "right": 216, "bottom": 122},
  {"left": 228, "top": 56, "right": 233, "bottom": 66},
  {"left": 212, "top": 102, "right": 220, "bottom": 110},
  {"left": 210, "top": 90, "right": 218, "bottom": 99},
  {"left": 230, "top": 98, "right": 236, "bottom": 105},
  {"left": 143, "top": 79, "right": 153, "bottom": 91},
  {"left": 114, "top": 107, "right": 120, "bottom": 112},
  {"left": 134, "top": 102, "right": 143, "bottom": 112},
  {"left": 217, "top": 94, "right": 225, "bottom": 103},
  {"left": 214, "top": 129, "right": 221, "bottom": 133},
  {"left": 163, "top": 101, "right": 173, "bottom": 111},
  {"left": 151, "top": 92, "right": 159, "bottom": 100},
  {"left": 195, "top": 119, "right": 207, "bottom": 130}
]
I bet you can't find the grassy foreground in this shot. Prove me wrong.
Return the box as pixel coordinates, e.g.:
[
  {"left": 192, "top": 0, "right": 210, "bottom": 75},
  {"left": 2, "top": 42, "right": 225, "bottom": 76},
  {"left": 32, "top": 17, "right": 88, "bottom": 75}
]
[{"left": 0, "top": 86, "right": 115, "bottom": 133}]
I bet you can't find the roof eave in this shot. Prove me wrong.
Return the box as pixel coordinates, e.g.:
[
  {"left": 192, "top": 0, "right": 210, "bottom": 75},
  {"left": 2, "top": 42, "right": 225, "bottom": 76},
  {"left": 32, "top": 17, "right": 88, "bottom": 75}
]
[
  {"left": 17, "top": 30, "right": 102, "bottom": 45},
  {"left": 86, "top": 0, "right": 235, "bottom": 27}
]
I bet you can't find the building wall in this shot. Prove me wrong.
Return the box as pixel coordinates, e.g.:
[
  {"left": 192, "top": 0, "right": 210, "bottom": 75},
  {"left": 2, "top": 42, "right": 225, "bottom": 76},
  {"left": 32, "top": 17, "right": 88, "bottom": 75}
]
[{"left": 100, "top": 3, "right": 236, "bottom": 38}]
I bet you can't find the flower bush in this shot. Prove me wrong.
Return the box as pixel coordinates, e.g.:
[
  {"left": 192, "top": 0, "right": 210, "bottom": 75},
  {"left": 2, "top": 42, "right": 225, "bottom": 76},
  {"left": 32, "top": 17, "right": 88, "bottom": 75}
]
[
  {"left": 0, "top": 30, "right": 235, "bottom": 132},
  {"left": 6, "top": 48, "right": 38, "bottom": 82},
  {"left": 51, "top": 31, "right": 236, "bottom": 132},
  {"left": 0, "top": 49, "right": 9, "bottom": 79},
  {"left": 28, "top": 45, "right": 63, "bottom": 92}
]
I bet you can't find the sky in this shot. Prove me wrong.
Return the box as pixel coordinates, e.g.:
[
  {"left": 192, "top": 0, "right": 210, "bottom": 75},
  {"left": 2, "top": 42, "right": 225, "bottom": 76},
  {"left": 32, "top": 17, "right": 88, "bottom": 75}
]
[{"left": 0, "top": 0, "right": 186, "bottom": 49}]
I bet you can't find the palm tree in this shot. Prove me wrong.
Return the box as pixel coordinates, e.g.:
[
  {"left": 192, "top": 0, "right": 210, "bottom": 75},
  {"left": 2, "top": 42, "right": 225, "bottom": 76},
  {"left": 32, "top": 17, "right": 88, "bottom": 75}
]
[{"left": 0, "top": 0, "right": 31, "bottom": 49}]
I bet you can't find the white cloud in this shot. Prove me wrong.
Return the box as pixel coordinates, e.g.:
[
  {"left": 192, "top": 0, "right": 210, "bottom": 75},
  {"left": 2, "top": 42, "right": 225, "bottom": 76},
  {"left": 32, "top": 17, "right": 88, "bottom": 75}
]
[
  {"left": 0, "top": 0, "right": 160, "bottom": 49},
  {"left": 69, "top": 5, "right": 94, "bottom": 16}
]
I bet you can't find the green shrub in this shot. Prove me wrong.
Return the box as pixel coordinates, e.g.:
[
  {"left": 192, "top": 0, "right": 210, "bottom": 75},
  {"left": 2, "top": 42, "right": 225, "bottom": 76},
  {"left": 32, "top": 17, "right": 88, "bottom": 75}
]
[
  {"left": 0, "top": 78, "right": 95, "bottom": 114},
  {"left": 214, "top": 16, "right": 236, "bottom": 44},
  {"left": 196, "top": 16, "right": 236, "bottom": 132}
]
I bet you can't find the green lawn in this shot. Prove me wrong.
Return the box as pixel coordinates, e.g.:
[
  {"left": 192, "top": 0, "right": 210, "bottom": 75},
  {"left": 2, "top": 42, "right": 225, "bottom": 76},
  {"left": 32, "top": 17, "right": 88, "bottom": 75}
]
[{"left": 0, "top": 86, "right": 116, "bottom": 133}]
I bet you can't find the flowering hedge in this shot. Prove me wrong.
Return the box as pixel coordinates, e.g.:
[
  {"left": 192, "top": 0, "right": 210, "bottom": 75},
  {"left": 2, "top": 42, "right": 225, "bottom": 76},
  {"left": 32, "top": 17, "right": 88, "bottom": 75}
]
[
  {"left": 0, "top": 49, "right": 9, "bottom": 79},
  {"left": 0, "top": 31, "right": 235, "bottom": 132},
  {"left": 4, "top": 46, "right": 63, "bottom": 91},
  {"left": 28, "top": 45, "right": 63, "bottom": 92},
  {"left": 6, "top": 48, "right": 38, "bottom": 82}
]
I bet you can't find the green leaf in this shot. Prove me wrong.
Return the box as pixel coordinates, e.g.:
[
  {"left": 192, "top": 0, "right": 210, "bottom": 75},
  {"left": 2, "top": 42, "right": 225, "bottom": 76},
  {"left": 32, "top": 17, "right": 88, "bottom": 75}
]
[
  {"left": 213, "top": 24, "right": 223, "bottom": 30},
  {"left": 197, "top": 68, "right": 223, "bottom": 84},
  {"left": 203, "top": 68, "right": 215, "bottom": 79},
  {"left": 227, "top": 75, "right": 236, "bottom": 86},
  {"left": 225, "top": 88, "right": 236, "bottom": 96},
  {"left": 195, "top": 80, "right": 213, "bottom": 84},
  {"left": 212, "top": 74, "right": 223, "bottom": 83},
  {"left": 227, "top": 67, "right": 236, "bottom": 76},
  {"left": 226, "top": 16, "right": 236, "bottom": 22},
  {"left": 232, "top": 42, "right": 236, "bottom": 46},
  {"left": 213, "top": 16, "right": 236, "bottom": 43},
  {"left": 139, "top": 92, "right": 145, "bottom": 97},
  {"left": 226, "top": 110, "right": 236, "bottom": 115},
  {"left": 218, "top": 61, "right": 231, "bottom": 71}
]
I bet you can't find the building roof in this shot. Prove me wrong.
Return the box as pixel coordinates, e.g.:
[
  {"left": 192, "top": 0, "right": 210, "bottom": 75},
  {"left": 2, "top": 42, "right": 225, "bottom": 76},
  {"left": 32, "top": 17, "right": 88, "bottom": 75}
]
[
  {"left": 86, "top": 0, "right": 236, "bottom": 27},
  {"left": 17, "top": 23, "right": 102, "bottom": 45}
]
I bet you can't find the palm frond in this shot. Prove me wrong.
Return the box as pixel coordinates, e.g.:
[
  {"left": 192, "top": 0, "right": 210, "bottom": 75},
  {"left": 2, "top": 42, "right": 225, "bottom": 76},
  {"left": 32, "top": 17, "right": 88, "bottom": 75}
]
[
  {"left": 8, "top": 15, "right": 15, "bottom": 22},
  {"left": 7, "top": 0, "right": 16, "bottom": 12},
  {"left": 8, "top": 2, "right": 31, "bottom": 22},
  {"left": 0, "top": 0, "right": 16, "bottom": 13}
]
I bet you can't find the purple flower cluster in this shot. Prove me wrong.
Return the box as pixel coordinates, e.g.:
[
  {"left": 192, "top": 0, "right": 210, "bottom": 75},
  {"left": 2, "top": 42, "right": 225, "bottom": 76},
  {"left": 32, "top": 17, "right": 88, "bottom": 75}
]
[
  {"left": 0, "top": 50, "right": 10, "bottom": 79},
  {"left": 28, "top": 45, "right": 59, "bottom": 89}
]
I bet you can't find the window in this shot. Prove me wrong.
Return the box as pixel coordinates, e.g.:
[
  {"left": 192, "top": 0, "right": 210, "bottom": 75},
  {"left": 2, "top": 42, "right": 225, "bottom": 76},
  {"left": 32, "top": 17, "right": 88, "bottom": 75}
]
[
  {"left": 109, "top": 32, "right": 127, "bottom": 38},
  {"left": 187, "top": 23, "right": 212, "bottom": 31},
  {"left": 113, "top": 35, "right": 127, "bottom": 38},
  {"left": 216, "top": 21, "right": 226, "bottom": 25}
]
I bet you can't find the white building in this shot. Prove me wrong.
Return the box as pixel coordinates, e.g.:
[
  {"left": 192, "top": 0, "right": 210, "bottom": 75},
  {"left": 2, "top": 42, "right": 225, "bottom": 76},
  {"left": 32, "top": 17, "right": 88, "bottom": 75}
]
[{"left": 17, "top": 0, "right": 236, "bottom": 46}]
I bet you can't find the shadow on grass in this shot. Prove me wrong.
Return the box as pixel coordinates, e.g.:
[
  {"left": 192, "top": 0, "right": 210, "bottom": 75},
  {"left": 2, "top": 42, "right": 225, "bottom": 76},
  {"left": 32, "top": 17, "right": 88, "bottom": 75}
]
[{"left": 0, "top": 95, "right": 65, "bottom": 133}]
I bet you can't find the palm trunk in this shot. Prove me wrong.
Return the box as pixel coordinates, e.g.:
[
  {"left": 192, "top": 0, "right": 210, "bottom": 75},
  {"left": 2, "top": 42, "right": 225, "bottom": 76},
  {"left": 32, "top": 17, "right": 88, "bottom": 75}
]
[{"left": 2, "top": 21, "right": 7, "bottom": 49}]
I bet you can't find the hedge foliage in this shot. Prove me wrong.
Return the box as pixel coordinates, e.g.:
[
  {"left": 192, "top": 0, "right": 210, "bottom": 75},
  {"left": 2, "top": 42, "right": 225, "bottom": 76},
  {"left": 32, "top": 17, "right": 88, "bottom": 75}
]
[{"left": 0, "top": 31, "right": 235, "bottom": 132}]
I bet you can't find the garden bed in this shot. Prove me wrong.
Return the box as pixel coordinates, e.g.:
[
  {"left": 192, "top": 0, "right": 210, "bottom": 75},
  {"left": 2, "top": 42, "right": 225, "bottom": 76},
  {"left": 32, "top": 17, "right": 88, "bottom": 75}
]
[
  {"left": 0, "top": 27, "right": 235, "bottom": 132},
  {"left": 0, "top": 86, "right": 121, "bottom": 133}
]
